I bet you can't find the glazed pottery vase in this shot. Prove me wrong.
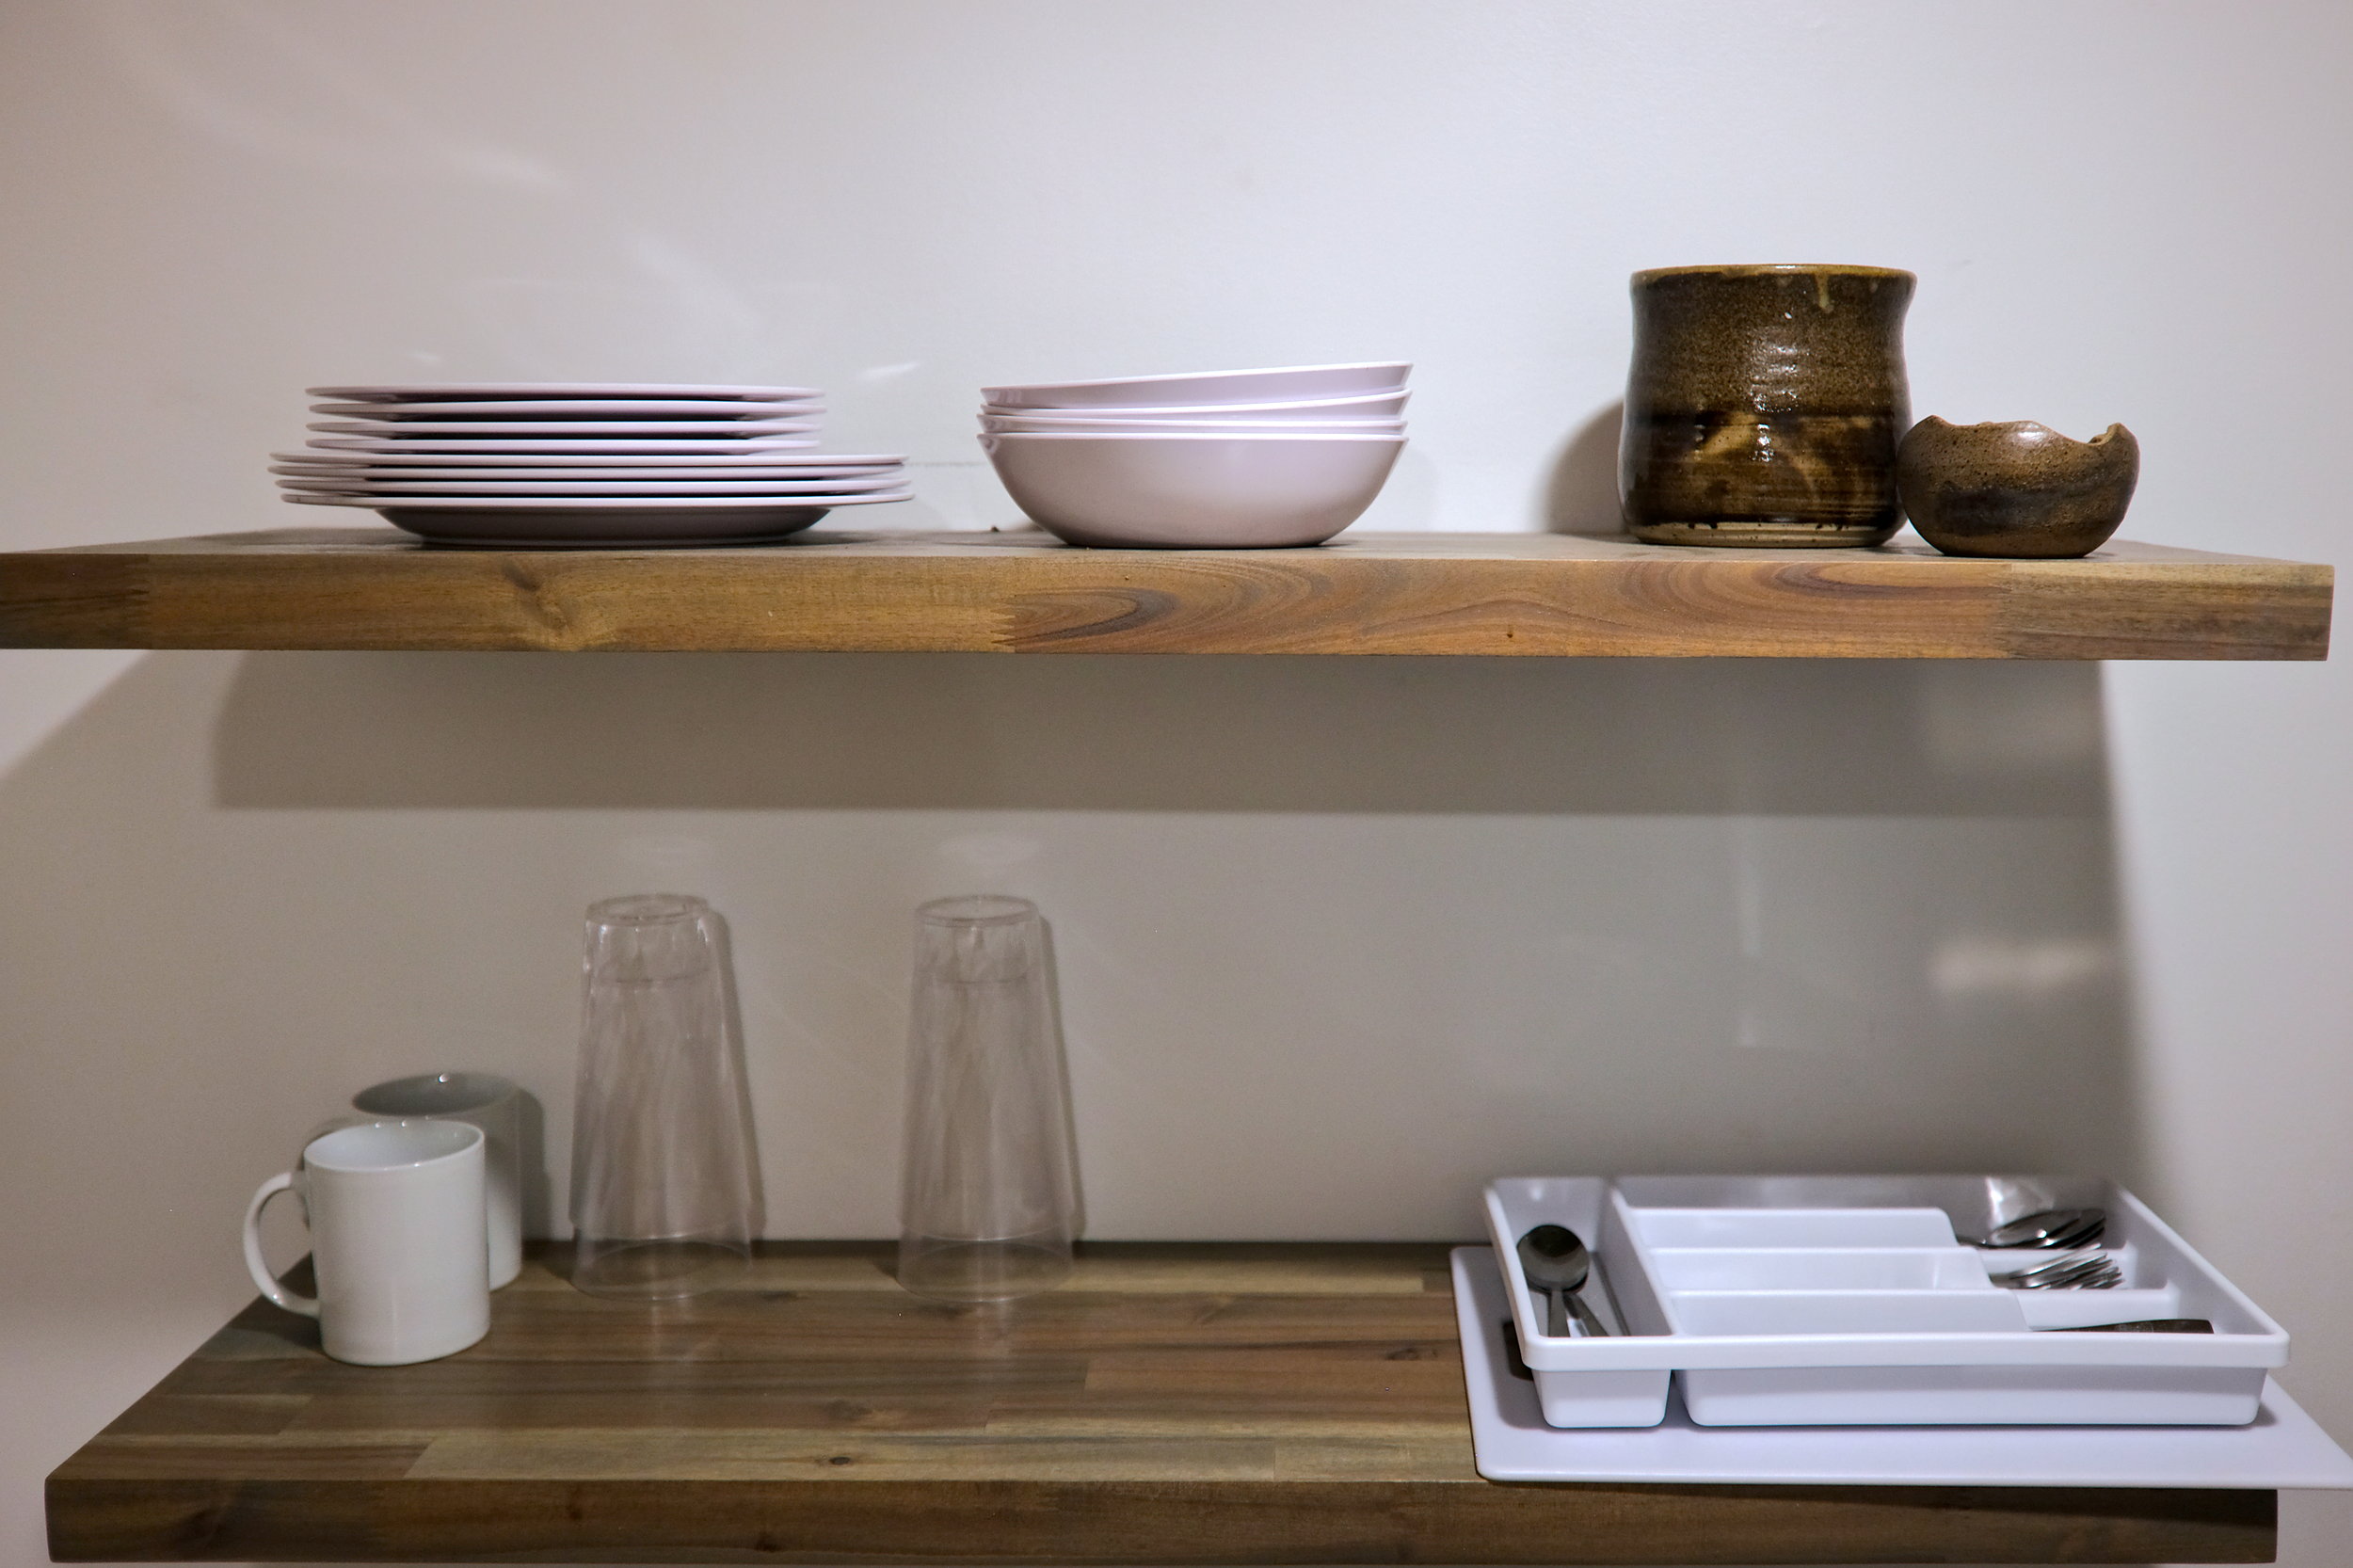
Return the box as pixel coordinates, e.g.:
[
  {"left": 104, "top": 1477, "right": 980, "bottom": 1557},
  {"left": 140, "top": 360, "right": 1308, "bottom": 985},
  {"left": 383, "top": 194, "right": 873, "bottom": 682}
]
[
  {"left": 1620, "top": 264, "right": 1914, "bottom": 547},
  {"left": 1897, "top": 417, "right": 2138, "bottom": 558}
]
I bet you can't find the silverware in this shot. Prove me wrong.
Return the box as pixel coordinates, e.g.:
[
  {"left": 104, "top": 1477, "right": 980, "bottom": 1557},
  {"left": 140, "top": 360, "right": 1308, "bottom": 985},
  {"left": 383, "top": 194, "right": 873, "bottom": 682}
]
[
  {"left": 1993, "top": 1251, "right": 2122, "bottom": 1289},
  {"left": 1966, "top": 1207, "right": 2105, "bottom": 1250},
  {"left": 2042, "top": 1319, "right": 2213, "bottom": 1334},
  {"left": 1516, "top": 1224, "right": 1609, "bottom": 1336}
]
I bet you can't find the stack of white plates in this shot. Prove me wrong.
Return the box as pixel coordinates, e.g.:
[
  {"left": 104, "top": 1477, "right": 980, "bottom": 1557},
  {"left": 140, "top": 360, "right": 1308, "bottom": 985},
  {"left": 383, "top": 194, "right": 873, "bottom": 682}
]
[
  {"left": 976, "top": 362, "right": 1409, "bottom": 547},
  {"left": 274, "top": 383, "right": 911, "bottom": 547}
]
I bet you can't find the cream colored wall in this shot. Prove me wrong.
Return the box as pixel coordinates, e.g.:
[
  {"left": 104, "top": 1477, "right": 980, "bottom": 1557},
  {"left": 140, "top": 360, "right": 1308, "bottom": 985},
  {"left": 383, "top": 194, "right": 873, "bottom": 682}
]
[{"left": 3, "top": 2, "right": 2349, "bottom": 1562}]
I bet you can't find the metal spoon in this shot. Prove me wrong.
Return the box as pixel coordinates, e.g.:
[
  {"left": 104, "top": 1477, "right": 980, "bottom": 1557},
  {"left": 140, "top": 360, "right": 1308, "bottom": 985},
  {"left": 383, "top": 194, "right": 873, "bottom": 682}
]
[
  {"left": 1968, "top": 1208, "right": 2106, "bottom": 1250},
  {"left": 1516, "top": 1224, "right": 1609, "bottom": 1337}
]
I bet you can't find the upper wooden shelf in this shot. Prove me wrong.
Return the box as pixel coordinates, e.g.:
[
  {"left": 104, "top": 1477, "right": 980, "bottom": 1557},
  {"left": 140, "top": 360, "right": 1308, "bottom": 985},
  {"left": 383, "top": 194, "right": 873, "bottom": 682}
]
[
  {"left": 0, "top": 527, "right": 2328, "bottom": 659},
  {"left": 47, "top": 1242, "right": 2269, "bottom": 1564}
]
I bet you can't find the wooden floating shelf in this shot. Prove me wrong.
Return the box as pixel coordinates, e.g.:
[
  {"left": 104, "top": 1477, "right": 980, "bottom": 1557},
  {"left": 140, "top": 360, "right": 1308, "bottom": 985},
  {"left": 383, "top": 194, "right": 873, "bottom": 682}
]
[
  {"left": 48, "top": 1242, "right": 2271, "bottom": 1564},
  {"left": 0, "top": 527, "right": 2329, "bottom": 658}
]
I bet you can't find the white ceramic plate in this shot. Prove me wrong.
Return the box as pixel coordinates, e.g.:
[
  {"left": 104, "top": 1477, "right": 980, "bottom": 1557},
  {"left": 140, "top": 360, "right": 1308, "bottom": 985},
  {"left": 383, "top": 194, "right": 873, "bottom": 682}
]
[
  {"left": 287, "top": 491, "right": 910, "bottom": 546},
  {"left": 310, "top": 418, "right": 820, "bottom": 437},
  {"left": 981, "top": 390, "right": 1411, "bottom": 419},
  {"left": 285, "top": 489, "right": 910, "bottom": 511},
  {"left": 305, "top": 436, "right": 822, "bottom": 455},
  {"left": 278, "top": 475, "right": 911, "bottom": 497},
  {"left": 272, "top": 464, "right": 899, "bottom": 483},
  {"left": 308, "top": 382, "right": 821, "bottom": 401},
  {"left": 274, "top": 448, "right": 901, "bottom": 468},
  {"left": 309, "top": 398, "right": 822, "bottom": 419},
  {"left": 380, "top": 507, "right": 835, "bottom": 549},
  {"left": 984, "top": 361, "right": 1409, "bottom": 409}
]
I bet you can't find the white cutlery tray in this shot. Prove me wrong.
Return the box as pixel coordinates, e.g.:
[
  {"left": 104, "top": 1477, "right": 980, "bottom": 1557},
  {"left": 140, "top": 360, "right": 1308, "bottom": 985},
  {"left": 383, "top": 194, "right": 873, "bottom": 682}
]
[{"left": 1483, "top": 1176, "right": 2287, "bottom": 1429}]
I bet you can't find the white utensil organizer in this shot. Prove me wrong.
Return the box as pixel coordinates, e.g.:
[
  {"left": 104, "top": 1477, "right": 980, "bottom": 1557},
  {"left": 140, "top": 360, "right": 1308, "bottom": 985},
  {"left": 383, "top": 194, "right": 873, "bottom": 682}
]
[{"left": 1483, "top": 1176, "right": 2288, "bottom": 1429}]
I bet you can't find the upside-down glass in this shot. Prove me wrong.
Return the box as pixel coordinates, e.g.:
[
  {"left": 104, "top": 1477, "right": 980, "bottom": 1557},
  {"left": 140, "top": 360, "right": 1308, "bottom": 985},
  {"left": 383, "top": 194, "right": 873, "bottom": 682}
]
[
  {"left": 570, "top": 894, "right": 755, "bottom": 1298},
  {"left": 898, "top": 895, "right": 1080, "bottom": 1301}
]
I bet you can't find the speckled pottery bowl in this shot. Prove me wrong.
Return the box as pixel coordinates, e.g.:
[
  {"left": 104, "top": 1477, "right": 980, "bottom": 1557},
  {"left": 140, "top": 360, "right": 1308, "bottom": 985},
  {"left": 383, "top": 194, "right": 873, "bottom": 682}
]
[
  {"left": 1897, "top": 417, "right": 2139, "bottom": 558},
  {"left": 1619, "top": 264, "right": 1914, "bottom": 548}
]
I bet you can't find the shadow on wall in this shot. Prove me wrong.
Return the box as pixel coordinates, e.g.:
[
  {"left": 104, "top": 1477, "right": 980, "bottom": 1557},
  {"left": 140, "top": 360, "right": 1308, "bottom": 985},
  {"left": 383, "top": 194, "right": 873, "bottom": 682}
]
[
  {"left": 211, "top": 651, "right": 2112, "bottom": 818},
  {"left": 1545, "top": 401, "right": 1628, "bottom": 537},
  {"left": 0, "top": 649, "right": 2146, "bottom": 1262}
]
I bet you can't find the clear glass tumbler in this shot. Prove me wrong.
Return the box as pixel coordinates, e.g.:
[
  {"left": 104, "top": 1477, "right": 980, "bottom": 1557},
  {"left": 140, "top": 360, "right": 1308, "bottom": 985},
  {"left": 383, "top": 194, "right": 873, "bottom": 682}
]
[
  {"left": 898, "top": 895, "right": 1080, "bottom": 1302},
  {"left": 569, "top": 894, "right": 757, "bottom": 1299}
]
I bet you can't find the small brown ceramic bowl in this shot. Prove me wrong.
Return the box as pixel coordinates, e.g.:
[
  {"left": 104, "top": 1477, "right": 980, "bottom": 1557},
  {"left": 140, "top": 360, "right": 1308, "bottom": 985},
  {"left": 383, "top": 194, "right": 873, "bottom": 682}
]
[{"left": 1897, "top": 417, "right": 2138, "bottom": 558}]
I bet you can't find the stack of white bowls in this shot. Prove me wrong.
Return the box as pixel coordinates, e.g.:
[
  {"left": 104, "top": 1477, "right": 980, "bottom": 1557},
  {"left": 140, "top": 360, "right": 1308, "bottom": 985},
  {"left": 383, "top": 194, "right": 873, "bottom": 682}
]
[
  {"left": 273, "top": 383, "right": 910, "bottom": 547},
  {"left": 978, "top": 362, "right": 1410, "bottom": 547}
]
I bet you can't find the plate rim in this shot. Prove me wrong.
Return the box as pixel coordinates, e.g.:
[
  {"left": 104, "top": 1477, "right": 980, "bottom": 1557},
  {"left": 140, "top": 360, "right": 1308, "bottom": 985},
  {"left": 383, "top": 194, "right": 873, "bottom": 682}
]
[
  {"left": 285, "top": 489, "right": 912, "bottom": 511},
  {"left": 310, "top": 419, "right": 822, "bottom": 436},
  {"left": 306, "top": 382, "right": 824, "bottom": 400},
  {"left": 274, "top": 448, "right": 902, "bottom": 466},
  {"left": 305, "top": 438, "right": 825, "bottom": 454},
  {"left": 271, "top": 465, "right": 899, "bottom": 481},
  {"left": 276, "top": 477, "right": 912, "bottom": 496},
  {"left": 310, "top": 399, "right": 824, "bottom": 418}
]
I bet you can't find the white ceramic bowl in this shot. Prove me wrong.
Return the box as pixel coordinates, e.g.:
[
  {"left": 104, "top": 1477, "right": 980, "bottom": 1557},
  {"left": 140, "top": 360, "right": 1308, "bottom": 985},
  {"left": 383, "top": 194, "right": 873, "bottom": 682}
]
[
  {"left": 983, "top": 414, "right": 1405, "bottom": 435},
  {"left": 980, "top": 390, "right": 1411, "bottom": 420},
  {"left": 980, "top": 432, "right": 1405, "bottom": 548},
  {"left": 983, "top": 361, "right": 1409, "bottom": 410}
]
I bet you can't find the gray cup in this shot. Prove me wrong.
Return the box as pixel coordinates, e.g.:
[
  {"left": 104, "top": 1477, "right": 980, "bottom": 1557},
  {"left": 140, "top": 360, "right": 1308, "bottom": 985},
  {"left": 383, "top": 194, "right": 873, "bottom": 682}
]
[{"left": 351, "top": 1071, "right": 523, "bottom": 1288}]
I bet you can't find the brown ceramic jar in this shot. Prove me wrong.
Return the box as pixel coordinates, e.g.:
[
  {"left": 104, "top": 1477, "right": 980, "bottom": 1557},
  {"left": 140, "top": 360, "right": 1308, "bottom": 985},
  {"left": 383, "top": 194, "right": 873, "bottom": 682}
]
[{"left": 1619, "top": 264, "right": 1914, "bottom": 547}]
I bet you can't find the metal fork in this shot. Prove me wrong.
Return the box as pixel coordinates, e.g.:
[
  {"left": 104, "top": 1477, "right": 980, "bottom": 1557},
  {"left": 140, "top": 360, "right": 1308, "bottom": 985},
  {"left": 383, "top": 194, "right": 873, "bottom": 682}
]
[{"left": 1993, "top": 1251, "right": 2122, "bottom": 1289}]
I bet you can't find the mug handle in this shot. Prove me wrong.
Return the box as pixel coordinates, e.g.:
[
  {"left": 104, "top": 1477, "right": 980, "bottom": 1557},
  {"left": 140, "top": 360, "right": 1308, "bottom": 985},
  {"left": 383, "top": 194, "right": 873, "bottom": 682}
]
[{"left": 242, "top": 1172, "right": 320, "bottom": 1319}]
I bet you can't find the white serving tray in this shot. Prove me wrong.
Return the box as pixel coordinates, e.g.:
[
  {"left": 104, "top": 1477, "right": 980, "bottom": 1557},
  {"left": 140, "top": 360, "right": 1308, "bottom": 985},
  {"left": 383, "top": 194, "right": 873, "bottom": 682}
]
[
  {"left": 1452, "top": 1249, "right": 2353, "bottom": 1487},
  {"left": 1485, "top": 1176, "right": 2288, "bottom": 1428}
]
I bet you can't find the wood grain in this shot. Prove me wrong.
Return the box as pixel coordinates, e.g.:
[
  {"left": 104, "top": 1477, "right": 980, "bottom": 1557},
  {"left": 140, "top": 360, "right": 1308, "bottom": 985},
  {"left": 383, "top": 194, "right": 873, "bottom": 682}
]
[
  {"left": 0, "top": 527, "right": 2329, "bottom": 658},
  {"left": 46, "top": 1242, "right": 2275, "bottom": 1563}
]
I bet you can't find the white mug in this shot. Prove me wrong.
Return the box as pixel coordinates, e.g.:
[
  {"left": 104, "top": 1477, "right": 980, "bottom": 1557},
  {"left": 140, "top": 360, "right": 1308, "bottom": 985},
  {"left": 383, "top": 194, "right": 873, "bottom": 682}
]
[
  {"left": 244, "top": 1119, "right": 490, "bottom": 1366},
  {"left": 351, "top": 1071, "right": 523, "bottom": 1288}
]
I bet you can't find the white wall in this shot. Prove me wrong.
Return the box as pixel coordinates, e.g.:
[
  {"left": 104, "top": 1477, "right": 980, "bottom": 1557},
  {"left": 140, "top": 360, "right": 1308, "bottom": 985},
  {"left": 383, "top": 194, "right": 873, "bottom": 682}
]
[{"left": 3, "top": 2, "right": 2348, "bottom": 1563}]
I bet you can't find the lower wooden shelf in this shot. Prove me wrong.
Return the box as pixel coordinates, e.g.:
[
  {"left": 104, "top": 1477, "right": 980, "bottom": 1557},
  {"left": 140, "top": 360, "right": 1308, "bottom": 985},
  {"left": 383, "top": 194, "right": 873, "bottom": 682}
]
[
  {"left": 45, "top": 1242, "right": 2272, "bottom": 1563},
  {"left": 0, "top": 526, "right": 2330, "bottom": 658}
]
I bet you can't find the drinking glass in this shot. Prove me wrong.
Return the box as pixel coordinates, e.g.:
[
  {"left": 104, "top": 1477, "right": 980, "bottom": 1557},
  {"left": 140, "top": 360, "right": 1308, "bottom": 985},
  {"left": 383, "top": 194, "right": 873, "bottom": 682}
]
[
  {"left": 569, "top": 894, "right": 756, "bottom": 1298},
  {"left": 897, "top": 895, "right": 1080, "bottom": 1301}
]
